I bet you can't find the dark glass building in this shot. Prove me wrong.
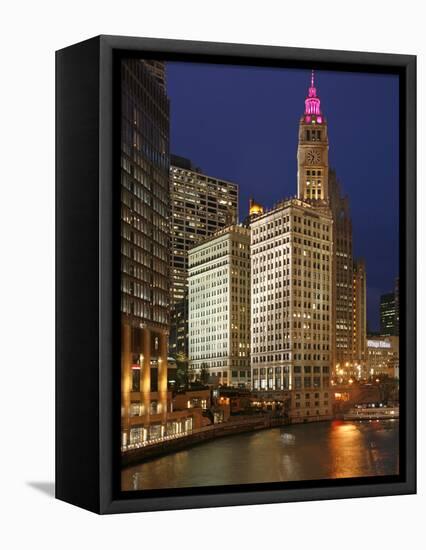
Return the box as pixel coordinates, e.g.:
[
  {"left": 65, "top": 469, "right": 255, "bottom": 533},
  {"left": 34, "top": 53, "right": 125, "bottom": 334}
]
[
  {"left": 120, "top": 59, "right": 171, "bottom": 448},
  {"left": 395, "top": 277, "right": 399, "bottom": 336},
  {"left": 380, "top": 279, "right": 399, "bottom": 337},
  {"left": 142, "top": 60, "right": 167, "bottom": 91}
]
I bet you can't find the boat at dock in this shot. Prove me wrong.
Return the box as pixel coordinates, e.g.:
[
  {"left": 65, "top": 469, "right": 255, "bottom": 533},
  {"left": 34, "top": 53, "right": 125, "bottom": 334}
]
[{"left": 343, "top": 404, "right": 399, "bottom": 421}]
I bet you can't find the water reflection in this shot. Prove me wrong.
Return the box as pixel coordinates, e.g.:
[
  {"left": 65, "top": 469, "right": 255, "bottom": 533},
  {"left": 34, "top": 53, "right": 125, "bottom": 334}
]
[{"left": 122, "top": 420, "right": 399, "bottom": 491}]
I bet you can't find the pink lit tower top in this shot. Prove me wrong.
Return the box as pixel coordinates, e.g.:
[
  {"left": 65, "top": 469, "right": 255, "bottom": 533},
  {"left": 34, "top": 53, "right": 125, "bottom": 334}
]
[
  {"left": 304, "top": 70, "right": 323, "bottom": 121},
  {"left": 297, "top": 70, "right": 329, "bottom": 202}
]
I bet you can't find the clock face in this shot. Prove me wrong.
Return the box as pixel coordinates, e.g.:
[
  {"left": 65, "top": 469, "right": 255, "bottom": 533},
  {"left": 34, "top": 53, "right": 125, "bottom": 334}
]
[{"left": 306, "top": 149, "right": 322, "bottom": 165}]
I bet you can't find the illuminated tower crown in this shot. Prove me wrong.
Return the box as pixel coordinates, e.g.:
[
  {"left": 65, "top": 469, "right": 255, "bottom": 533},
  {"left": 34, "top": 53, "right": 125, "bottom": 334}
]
[
  {"left": 297, "top": 70, "right": 329, "bottom": 202},
  {"left": 249, "top": 198, "right": 264, "bottom": 217},
  {"left": 304, "top": 70, "right": 321, "bottom": 117}
]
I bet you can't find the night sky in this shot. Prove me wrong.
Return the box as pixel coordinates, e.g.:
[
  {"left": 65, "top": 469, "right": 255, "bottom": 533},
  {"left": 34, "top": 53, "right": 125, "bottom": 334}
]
[{"left": 166, "top": 62, "right": 399, "bottom": 332}]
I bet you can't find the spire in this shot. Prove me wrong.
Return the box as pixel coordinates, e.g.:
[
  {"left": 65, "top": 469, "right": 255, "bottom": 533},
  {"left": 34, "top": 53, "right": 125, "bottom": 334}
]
[{"left": 304, "top": 70, "right": 321, "bottom": 116}]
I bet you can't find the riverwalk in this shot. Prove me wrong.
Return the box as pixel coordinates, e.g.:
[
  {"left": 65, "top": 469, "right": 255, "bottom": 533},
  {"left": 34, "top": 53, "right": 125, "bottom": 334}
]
[{"left": 122, "top": 415, "right": 290, "bottom": 467}]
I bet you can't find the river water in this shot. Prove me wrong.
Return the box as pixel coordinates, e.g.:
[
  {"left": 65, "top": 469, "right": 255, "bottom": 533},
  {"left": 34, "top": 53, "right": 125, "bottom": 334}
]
[{"left": 121, "top": 419, "right": 399, "bottom": 491}]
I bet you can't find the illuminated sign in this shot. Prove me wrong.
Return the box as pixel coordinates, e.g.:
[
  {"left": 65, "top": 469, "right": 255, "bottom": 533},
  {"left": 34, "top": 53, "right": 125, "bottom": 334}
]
[{"left": 367, "top": 340, "right": 391, "bottom": 349}]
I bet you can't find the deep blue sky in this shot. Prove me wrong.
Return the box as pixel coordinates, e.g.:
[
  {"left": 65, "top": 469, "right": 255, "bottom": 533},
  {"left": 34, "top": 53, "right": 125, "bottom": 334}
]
[{"left": 166, "top": 62, "right": 399, "bottom": 332}]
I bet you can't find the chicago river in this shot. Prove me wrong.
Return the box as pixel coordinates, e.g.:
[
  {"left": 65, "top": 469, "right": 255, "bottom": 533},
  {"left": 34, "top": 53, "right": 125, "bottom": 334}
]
[{"left": 122, "top": 419, "right": 399, "bottom": 491}]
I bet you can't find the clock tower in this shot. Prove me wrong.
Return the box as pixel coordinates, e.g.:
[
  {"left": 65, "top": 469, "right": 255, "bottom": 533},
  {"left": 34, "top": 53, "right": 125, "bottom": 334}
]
[{"left": 297, "top": 71, "right": 329, "bottom": 202}]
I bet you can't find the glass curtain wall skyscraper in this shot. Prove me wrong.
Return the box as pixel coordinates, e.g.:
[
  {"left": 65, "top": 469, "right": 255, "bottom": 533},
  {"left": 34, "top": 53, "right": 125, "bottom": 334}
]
[{"left": 120, "top": 59, "right": 171, "bottom": 448}]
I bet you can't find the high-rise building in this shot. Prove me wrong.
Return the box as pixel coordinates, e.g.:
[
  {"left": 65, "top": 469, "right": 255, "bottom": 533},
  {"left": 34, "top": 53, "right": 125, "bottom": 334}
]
[
  {"left": 250, "top": 198, "right": 333, "bottom": 420},
  {"left": 169, "top": 156, "right": 238, "bottom": 358},
  {"left": 188, "top": 225, "right": 251, "bottom": 387},
  {"left": 380, "top": 290, "right": 398, "bottom": 336},
  {"left": 297, "top": 71, "right": 355, "bottom": 378},
  {"left": 249, "top": 72, "right": 338, "bottom": 420},
  {"left": 329, "top": 171, "right": 354, "bottom": 375},
  {"left": 120, "top": 60, "right": 196, "bottom": 450},
  {"left": 142, "top": 60, "right": 167, "bottom": 91},
  {"left": 395, "top": 277, "right": 400, "bottom": 336},
  {"left": 353, "top": 259, "right": 367, "bottom": 378}
]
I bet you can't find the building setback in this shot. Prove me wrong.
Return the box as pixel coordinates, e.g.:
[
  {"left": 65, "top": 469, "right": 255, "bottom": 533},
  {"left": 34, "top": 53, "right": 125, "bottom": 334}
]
[
  {"left": 188, "top": 225, "right": 251, "bottom": 387},
  {"left": 169, "top": 156, "right": 238, "bottom": 359},
  {"left": 120, "top": 60, "right": 196, "bottom": 450}
]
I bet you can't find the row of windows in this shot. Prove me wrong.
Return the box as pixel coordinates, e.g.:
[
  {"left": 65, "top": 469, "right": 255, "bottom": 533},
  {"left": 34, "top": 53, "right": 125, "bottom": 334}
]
[
  {"left": 122, "top": 295, "right": 168, "bottom": 325},
  {"left": 252, "top": 366, "right": 329, "bottom": 375},
  {"left": 171, "top": 169, "right": 238, "bottom": 194}
]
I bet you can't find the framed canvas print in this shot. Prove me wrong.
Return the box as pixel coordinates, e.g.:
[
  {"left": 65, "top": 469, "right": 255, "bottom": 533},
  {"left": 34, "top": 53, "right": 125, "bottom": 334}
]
[{"left": 56, "top": 35, "right": 416, "bottom": 514}]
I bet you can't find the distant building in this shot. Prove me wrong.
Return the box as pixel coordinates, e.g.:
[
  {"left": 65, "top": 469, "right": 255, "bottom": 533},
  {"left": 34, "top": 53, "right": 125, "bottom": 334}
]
[
  {"left": 169, "top": 156, "right": 238, "bottom": 358},
  {"left": 188, "top": 225, "right": 251, "bottom": 387},
  {"left": 380, "top": 283, "right": 398, "bottom": 336},
  {"left": 367, "top": 335, "right": 399, "bottom": 379},
  {"left": 395, "top": 277, "right": 400, "bottom": 335},
  {"left": 353, "top": 259, "right": 367, "bottom": 378},
  {"left": 329, "top": 171, "right": 354, "bottom": 376}
]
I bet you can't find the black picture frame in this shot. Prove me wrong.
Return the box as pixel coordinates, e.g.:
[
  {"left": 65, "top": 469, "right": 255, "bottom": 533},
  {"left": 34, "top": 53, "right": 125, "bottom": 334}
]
[{"left": 56, "top": 35, "right": 416, "bottom": 514}]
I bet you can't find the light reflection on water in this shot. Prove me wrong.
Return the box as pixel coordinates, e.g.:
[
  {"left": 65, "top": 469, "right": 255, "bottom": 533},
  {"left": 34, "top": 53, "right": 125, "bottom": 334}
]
[{"left": 122, "top": 420, "right": 399, "bottom": 491}]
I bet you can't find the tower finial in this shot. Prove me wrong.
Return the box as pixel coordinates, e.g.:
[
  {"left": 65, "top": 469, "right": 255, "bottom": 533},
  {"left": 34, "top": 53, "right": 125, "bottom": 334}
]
[{"left": 311, "top": 69, "right": 315, "bottom": 88}]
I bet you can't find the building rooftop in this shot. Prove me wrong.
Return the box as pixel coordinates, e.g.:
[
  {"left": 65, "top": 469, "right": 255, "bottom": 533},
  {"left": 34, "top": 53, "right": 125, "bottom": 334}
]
[
  {"left": 170, "top": 154, "right": 201, "bottom": 172},
  {"left": 188, "top": 223, "right": 250, "bottom": 254},
  {"left": 170, "top": 154, "right": 238, "bottom": 187},
  {"left": 249, "top": 195, "right": 332, "bottom": 223}
]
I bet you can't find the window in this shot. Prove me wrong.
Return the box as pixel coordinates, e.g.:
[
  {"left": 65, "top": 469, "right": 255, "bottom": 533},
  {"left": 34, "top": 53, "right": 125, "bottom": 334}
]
[
  {"left": 149, "top": 424, "right": 162, "bottom": 440},
  {"left": 129, "top": 426, "right": 144, "bottom": 445},
  {"left": 130, "top": 402, "right": 141, "bottom": 417},
  {"left": 132, "top": 367, "right": 140, "bottom": 391}
]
